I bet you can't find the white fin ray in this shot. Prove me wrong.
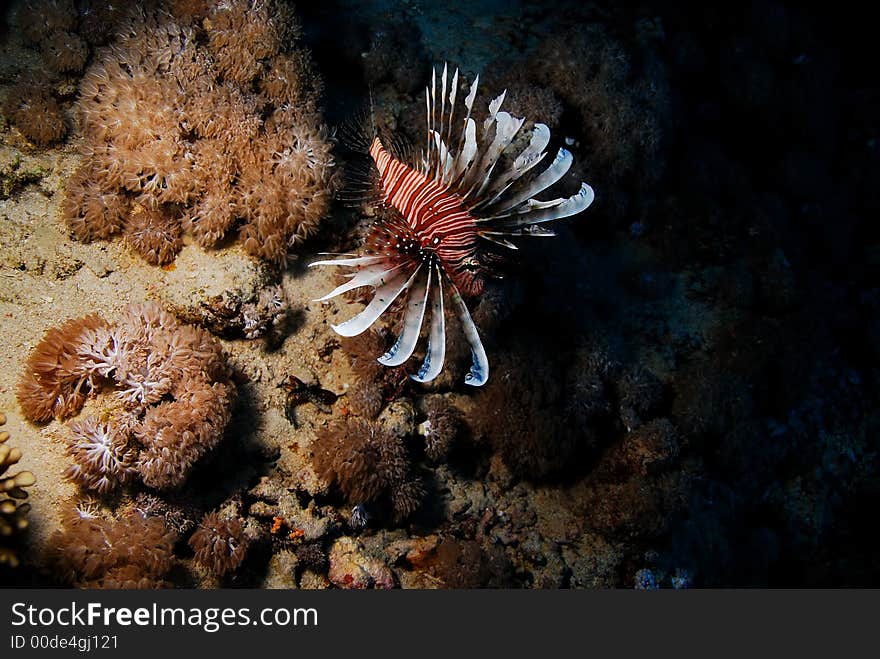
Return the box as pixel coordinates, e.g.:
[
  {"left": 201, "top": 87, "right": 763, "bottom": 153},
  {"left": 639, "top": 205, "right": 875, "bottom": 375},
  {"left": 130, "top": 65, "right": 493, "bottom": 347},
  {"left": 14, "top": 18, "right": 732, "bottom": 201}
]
[
  {"left": 497, "top": 182, "right": 595, "bottom": 227},
  {"left": 451, "top": 117, "right": 478, "bottom": 182},
  {"left": 439, "top": 64, "right": 448, "bottom": 138},
  {"left": 313, "top": 262, "right": 406, "bottom": 302},
  {"left": 431, "top": 131, "right": 455, "bottom": 180},
  {"left": 480, "top": 226, "right": 556, "bottom": 241},
  {"left": 491, "top": 147, "right": 574, "bottom": 213},
  {"left": 310, "top": 255, "right": 387, "bottom": 268},
  {"left": 444, "top": 67, "right": 459, "bottom": 179},
  {"left": 378, "top": 266, "right": 431, "bottom": 367},
  {"left": 482, "top": 91, "right": 507, "bottom": 135},
  {"left": 478, "top": 232, "right": 520, "bottom": 249},
  {"left": 331, "top": 265, "right": 421, "bottom": 337},
  {"left": 456, "top": 74, "right": 479, "bottom": 148},
  {"left": 410, "top": 264, "right": 446, "bottom": 383},
  {"left": 472, "top": 123, "right": 552, "bottom": 210},
  {"left": 447, "top": 278, "right": 489, "bottom": 387}
]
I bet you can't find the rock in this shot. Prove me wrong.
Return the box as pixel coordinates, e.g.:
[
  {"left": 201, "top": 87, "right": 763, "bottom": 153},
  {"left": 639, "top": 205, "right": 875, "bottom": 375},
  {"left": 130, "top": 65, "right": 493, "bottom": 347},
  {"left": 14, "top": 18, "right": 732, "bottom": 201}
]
[
  {"left": 158, "top": 245, "right": 288, "bottom": 338},
  {"left": 328, "top": 536, "right": 395, "bottom": 589}
]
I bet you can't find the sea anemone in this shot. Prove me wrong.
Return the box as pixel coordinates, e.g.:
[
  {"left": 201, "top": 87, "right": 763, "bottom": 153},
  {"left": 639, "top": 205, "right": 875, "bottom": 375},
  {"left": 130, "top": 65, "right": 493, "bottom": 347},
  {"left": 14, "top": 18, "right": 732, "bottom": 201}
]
[
  {"left": 616, "top": 367, "right": 666, "bottom": 431},
  {"left": 1, "top": 79, "right": 67, "bottom": 146},
  {"left": 0, "top": 414, "right": 36, "bottom": 568},
  {"left": 61, "top": 165, "right": 128, "bottom": 241},
  {"left": 188, "top": 511, "right": 250, "bottom": 576},
  {"left": 41, "top": 30, "right": 88, "bottom": 73},
  {"left": 347, "top": 383, "right": 385, "bottom": 420},
  {"left": 418, "top": 396, "right": 463, "bottom": 462},
  {"left": 134, "top": 380, "right": 232, "bottom": 490},
  {"left": 122, "top": 203, "right": 184, "bottom": 266},
  {"left": 16, "top": 0, "right": 77, "bottom": 45}
]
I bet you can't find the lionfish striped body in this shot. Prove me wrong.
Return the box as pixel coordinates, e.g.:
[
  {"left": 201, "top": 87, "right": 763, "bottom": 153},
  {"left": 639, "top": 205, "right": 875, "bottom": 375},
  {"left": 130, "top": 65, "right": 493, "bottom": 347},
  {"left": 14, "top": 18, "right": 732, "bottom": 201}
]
[{"left": 313, "top": 65, "right": 594, "bottom": 386}]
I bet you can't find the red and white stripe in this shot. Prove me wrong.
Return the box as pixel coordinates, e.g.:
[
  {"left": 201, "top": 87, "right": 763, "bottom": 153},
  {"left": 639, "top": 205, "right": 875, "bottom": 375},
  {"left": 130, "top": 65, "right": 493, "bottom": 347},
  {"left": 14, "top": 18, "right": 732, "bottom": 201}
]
[{"left": 369, "top": 137, "right": 479, "bottom": 293}]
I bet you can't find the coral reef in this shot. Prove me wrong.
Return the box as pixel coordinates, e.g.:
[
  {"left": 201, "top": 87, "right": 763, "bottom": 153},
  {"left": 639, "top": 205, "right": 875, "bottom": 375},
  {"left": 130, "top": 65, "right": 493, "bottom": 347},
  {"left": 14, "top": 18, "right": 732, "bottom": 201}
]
[
  {"left": 189, "top": 511, "right": 250, "bottom": 577},
  {"left": 16, "top": 302, "right": 234, "bottom": 491},
  {"left": 311, "top": 417, "right": 422, "bottom": 521},
  {"left": 1, "top": 77, "right": 68, "bottom": 146},
  {"left": 46, "top": 500, "right": 177, "bottom": 588},
  {"left": 0, "top": 413, "right": 36, "bottom": 568},
  {"left": 0, "top": 0, "right": 876, "bottom": 592},
  {"left": 64, "top": 0, "right": 335, "bottom": 265}
]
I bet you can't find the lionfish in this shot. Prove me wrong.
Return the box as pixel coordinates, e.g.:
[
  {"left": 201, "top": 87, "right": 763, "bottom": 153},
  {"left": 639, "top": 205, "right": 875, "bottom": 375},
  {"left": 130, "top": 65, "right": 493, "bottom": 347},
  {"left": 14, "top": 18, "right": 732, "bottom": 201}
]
[{"left": 312, "top": 65, "right": 594, "bottom": 386}]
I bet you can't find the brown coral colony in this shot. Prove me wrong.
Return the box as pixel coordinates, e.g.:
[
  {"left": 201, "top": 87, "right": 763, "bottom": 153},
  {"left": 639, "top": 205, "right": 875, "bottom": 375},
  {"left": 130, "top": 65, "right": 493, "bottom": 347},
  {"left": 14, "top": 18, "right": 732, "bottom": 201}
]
[
  {"left": 62, "top": 0, "right": 334, "bottom": 265},
  {"left": 16, "top": 303, "right": 235, "bottom": 492}
]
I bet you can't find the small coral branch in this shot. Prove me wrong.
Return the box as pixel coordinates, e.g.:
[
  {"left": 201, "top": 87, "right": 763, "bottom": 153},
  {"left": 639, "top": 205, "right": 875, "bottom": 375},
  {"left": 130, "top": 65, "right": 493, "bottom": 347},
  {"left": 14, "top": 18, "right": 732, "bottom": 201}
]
[{"left": 1, "top": 413, "right": 36, "bottom": 568}]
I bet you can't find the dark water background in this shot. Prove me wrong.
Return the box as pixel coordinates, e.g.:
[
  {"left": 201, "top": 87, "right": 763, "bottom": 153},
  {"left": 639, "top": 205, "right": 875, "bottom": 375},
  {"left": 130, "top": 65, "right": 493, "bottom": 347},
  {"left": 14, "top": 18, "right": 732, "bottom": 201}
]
[{"left": 298, "top": 0, "right": 880, "bottom": 586}]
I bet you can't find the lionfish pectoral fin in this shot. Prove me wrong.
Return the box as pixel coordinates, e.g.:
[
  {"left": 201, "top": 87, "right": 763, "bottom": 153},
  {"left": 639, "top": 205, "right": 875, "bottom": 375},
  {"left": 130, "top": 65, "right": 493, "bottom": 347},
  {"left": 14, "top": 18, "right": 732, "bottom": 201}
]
[
  {"left": 483, "top": 90, "right": 507, "bottom": 134},
  {"left": 410, "top": 265, "right": 446, "bottom": 383},
  {"left": 430, "top": 131, "right": 455, "bottom": 180},
  {"left": 310, "top": 255, "right": 386, "bottom": 268},
  {"left": 331, "top": 265, "right": 422, "bottom": 337},
  {"left": 313, "top": 262, "right": 406, "bottom": 302},
  {"left": 473, "top": 123, "right": 551, "bottom": 210},
  {"left": 378, "top": 266, "right": 432, "bottom": 367},
  {"left": 450, "top": 118, "right": 478, "bottom": 183},
  {"left": 449, "top": 281, "right": 489, "bottom": 387}
]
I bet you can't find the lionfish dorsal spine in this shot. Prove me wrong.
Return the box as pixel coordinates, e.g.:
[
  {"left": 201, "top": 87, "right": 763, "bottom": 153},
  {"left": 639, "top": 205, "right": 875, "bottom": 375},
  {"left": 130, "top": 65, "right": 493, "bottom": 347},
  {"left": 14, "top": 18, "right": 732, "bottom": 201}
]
[{"left": 311, "top": 64, "right": 594, "bottom": 386}]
